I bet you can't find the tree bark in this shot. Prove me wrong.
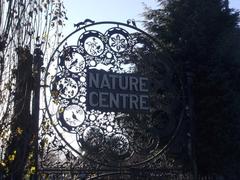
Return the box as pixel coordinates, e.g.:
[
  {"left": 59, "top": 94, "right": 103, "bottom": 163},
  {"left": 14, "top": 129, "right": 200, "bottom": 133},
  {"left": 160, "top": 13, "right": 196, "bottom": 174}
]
[{"left": 5, "top": 47, "right": 34, "bottom": 179}]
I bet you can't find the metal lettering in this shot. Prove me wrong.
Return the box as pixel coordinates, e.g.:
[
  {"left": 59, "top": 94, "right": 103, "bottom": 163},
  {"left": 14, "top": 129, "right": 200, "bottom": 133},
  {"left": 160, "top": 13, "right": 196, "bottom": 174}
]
[
  {"left": 100, "top": 74, "right": 111, "bottom": 89},
  {"left": 119, "top": 76, "right": 128, "bottom": 90},
  {"left": 108, "top": 74, "right": 118, "bottom": 90},
  {"left": 89, "top": 92, "right": 98, "bottom": 107},
  {"left": 99, "top": 92, "right": 109, "bottom": 108},
  {"left": 109, "top": 92, "right": 119, "bottom": 109},
  {"left": 129, "top": 94, "right": 138, "bottom": 109},
  {"left": 129, "top": 76, "right": 139, "bottom": 91},
  {"left": 119, "top": 93, "right": 128, "bottom": 109},
  {"left": 89, "top": 72, "right": 99, "bottom": 88},
  {"left": 139, "top": 77, "right": 148, "bottom": 92},
  {"left": 140, "top": 95, "right": 149, "bottom": 110}
]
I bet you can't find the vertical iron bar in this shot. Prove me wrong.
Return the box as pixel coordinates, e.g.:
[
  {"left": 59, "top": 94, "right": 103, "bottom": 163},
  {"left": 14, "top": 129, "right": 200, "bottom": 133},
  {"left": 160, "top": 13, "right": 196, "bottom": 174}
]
[{"left": 32, "top": 48, "right": 43, "bottom": 180}]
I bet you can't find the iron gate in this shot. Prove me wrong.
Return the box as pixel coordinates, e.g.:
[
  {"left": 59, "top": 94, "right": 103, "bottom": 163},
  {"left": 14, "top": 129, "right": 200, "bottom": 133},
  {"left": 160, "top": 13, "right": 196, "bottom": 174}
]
[{"left": 38, "top": 20, "right": 187, "bottom": 179}]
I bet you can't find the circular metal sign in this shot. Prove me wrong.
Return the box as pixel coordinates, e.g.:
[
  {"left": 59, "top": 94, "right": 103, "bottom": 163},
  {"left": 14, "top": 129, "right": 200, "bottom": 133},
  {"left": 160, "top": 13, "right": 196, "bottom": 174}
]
[{"left": 43, "top": 21, "right": 184, "bottom": 167}]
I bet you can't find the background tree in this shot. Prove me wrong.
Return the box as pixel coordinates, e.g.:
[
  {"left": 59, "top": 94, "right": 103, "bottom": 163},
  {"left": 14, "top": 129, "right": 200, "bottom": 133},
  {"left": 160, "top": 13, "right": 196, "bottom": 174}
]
[
  {"left": 0, "top": 0, "right": 67, "bottom": 179},
  {"left": 144, "top": 0, "right": 240, "bottom": 178}
]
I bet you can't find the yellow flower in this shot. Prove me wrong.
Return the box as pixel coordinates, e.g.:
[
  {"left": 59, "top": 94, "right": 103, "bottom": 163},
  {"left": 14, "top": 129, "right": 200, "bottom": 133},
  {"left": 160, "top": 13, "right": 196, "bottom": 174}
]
[
  {"left": 8, "top": 154, "right": 15, "bottom": 161},
  {"left": 0, "top": 161, "right": 6, "bottom": 167},
  {"left": 16, "top": 127, "right": 23, "bottom": 135},
  {"left": 58, "top": 107, "right": 64, "bottom": 113},
  {"left": 30, "top": 166, "right": 36, "bottom": 174}
]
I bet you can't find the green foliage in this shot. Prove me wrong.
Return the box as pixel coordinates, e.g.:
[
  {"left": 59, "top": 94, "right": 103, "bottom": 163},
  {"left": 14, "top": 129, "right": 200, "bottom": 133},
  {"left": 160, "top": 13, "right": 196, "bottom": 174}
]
[
  {"left": 144, "top": 0, "right": 240, "bottom": 177},
  {"left": 195, "top": 28, "right": 240, "bottom": 176}
]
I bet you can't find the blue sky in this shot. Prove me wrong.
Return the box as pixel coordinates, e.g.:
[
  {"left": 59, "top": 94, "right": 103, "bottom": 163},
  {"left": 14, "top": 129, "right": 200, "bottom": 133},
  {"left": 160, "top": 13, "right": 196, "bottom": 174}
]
[
  {"left": 63, "top": 0, "right": 157, "bottom": 35},
  {"left": 63, "top": 0, "right": 240, "bottom": 35},
  {"left": 230, "top": 0, "right": 240, "bottom": 10},
  {"left": 64, "top": 0, "right": 157, "bottom": 23}
]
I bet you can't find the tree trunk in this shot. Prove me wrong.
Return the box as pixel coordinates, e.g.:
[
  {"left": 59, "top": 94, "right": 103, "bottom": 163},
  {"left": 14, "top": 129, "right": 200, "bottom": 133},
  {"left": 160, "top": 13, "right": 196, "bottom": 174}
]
[{"left": 5, "top": 47, "right": 34, "bottom": 179}]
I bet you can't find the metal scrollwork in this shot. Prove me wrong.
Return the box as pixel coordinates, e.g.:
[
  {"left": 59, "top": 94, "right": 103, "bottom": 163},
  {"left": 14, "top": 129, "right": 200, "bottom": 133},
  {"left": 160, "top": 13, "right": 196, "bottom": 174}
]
[{"left": 42, "top": 21, "right": 184, "bottom": 169}]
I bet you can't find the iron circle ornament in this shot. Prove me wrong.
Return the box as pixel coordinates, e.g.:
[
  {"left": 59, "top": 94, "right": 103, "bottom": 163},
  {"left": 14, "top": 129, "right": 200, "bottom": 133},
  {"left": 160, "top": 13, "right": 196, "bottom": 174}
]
[{"left": 43, "top": 21, "right": 185, "bottom": 168}]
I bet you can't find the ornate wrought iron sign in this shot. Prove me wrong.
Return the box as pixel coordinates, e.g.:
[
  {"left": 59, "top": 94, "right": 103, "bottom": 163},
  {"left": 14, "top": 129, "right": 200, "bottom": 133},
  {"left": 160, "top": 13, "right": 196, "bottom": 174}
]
[{"left": 42, "top": 21, "right": 184, "bottom": 171}]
